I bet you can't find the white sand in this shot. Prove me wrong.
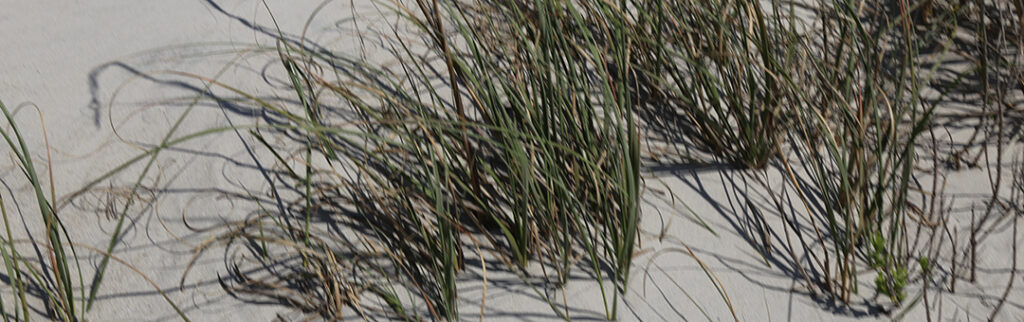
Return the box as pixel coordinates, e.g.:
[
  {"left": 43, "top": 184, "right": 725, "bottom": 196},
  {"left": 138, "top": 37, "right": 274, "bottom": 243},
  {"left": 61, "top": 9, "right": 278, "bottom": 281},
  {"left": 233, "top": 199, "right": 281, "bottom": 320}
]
[{"left": 1, "top": 1, "right": 1021, "bottom": 321}]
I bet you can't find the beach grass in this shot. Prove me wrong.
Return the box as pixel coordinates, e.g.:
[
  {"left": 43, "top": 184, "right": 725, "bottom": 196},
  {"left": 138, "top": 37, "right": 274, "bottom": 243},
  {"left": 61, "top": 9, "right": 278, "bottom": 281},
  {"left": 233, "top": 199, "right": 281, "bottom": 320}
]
[{"left": 1, "top": 0, "right": 1021, "bottom": 320}]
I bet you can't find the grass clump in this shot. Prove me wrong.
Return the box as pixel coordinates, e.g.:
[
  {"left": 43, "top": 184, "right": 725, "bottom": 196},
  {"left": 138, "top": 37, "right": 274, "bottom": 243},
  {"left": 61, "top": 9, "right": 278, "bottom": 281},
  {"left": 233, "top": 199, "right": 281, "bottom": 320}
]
[
  {"left": 765, "top": 0, "right": 1024, "bottom": 309},
  {"left": 179, "top": 0, "right": 647, "bottom": 319},
  {"left": 640, "top": 0, "right": 796, "bottom": 169},
  {"left": 419, "top": 0, "right": 643, "bottom": 295},
  {"left": 779, "top": 0, "right": 936, "bottom": 305}
]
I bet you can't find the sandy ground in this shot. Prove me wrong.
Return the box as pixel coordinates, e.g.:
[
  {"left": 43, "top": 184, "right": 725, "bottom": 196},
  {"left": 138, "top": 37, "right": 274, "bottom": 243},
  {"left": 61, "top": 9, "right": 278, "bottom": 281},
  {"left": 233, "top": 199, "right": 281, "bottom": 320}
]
[{"left": 1, "top": 1, "right": 1022, "bottom": 321}]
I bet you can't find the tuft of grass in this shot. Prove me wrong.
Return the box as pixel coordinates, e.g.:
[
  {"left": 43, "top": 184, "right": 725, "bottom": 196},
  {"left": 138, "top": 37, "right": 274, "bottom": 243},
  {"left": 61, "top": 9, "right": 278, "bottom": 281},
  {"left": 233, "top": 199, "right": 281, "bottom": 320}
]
[
  {"left": 640, "top": 0, "right": 796, "bottom": 169},
  {"left": 171, "top": 0, "right": 650, "bottom": 319},
  {"left": 763, "top": 0, "right": 1022, "bottom": 308},
  {"left": 781, "top": 0, "right": 936, "bottom": 304}
]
